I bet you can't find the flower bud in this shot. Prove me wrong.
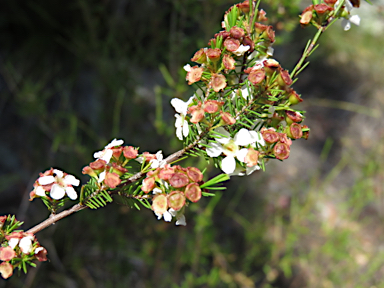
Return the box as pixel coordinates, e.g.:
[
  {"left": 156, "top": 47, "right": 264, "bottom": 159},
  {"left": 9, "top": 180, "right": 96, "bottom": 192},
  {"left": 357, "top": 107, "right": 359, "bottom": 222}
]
[
  {"left": 222, "top": 54, "right": 236, "bottom": 70},
  {"left": 261, "top": 128, "right": 279, "bottom": 144},
  {"left": 168, "top": 191, "right": 186, "bottom": 211},
  {"left": 287, "top": 89, "right": 303, "bottom": 105},
  {"left": 89, "top": 159, "right": 107, "bottom": 172},
  {"left": 191, "top": 48, "right": 207, "bottom": 64},
  {"left": 302, "top": 125, "right": 310, "bottom": 140},
  {"left": 82, "top": 166, "right": 97, "bottom": 178},
  {"left": 242, "top": 36, "right": 255, "bottom": 52},
  {"left": 237, "top": 0, "right": 250, "bottom": 14},
  {"left": 314, "top": 4, "right": 333, "bottom": 25},
  {"left": 111, "top": 146, "right": 123, "bottom": 159},
  {"left": 158, "top": 166, "right": 175, "bottom": 181},
  {"left": 189, "top": 102, "right": 205, "bottom": 123},
  {"left": 254, "top": 22, "right": 268, "bottom": 34},
  {"left": 152, "top": 194, "right": 168, "bottom": 215},
  {"left": 257, "top": 9, "right": 268, "bottom": 22},
  {"left": 104, "top": 172, "right": 121, "bottom": 189},
  {"left": 141, "top": 177, "right": 156, "bottom": 193},
  {"left": 35, "top": 247, "right": 48, "bottom": 262},
  {"left": 261, "top": 26, "right": 275, "bottom": 44},
  {"left": 206, "top": 48, "right": 222, "bottom": 62},
  {"left": 224, "top": 38, "right": 240, "bottom": 52},
  {"left": 0, "top": 262, "right": 13, "bottom": 279},
  {"left": 230, "top": 26, "right": 245, "bottom": 39},
  {"left": 248, "top": 68, "right": 265, "bottom": 85},
  {"left": 220, "top": 111, "right": 236, "bottom": 125},
  {"left": 0, "top": 216, "right": 6, "bottom": 228},
  {"left": 287, "top": 123, "right": 303, "bottom": 139},
  {"left": 277, "top": 68, "right": 293, "bottom": 89},
  {"left": 186, "top": 66, "right": 204, "bottom": 85},
  {"left": 111, "top": 163, "right": 128, "bottom": 176},
  {"left": 123, "top": 146, "right": 138, "bottom": 159},
  {"left": 245, "top": 147, "right": 260, "bottom": 167},
  {"left": 211, "top": 73, "right": 227, "bottom": 92},
  {"left": 274, "top": 142, "right": 290, "bottom": 160},
  {"left": 263, "top": 59, "right": 280, "bottom": 76},
  {"left": 169, "top": 172, "right": 189, "bottom": 188},
  {"left": 203, "top": 100, "right": 224, "bottom": 114},
  {"left": 300, "top": 5, "right": 314, "bottom": 26},
  {"left": 285, "top": 110, "right": 303, "bottom": 124},
  {"left": 0, "top": 247, "right": 16, "bottom": 262},
  {"left": 185, "top": 183, "right": 202, "bottom": 202},
  {"left": 187, "top": 167, "right": 203, "bottom": 183}
]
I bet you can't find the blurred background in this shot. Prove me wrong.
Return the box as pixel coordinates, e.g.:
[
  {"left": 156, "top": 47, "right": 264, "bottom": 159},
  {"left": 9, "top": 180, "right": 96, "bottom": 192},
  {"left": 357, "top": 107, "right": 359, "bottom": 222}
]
[{"left": 1, "top": 0, "right": 384, "bottom": 287}]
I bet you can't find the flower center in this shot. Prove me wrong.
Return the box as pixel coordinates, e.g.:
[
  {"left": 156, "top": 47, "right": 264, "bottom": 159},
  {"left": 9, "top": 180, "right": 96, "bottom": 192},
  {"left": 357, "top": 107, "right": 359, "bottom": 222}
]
[{"left": 222, "top": 140, "right": 239, "bottom": 156}]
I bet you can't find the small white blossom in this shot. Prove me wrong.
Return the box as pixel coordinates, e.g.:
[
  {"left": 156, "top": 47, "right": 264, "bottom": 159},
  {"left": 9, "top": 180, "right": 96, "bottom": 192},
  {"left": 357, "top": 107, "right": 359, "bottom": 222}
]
[
  {"left": 149, "top": 150, "right": 166, "bottom": 168},
  {"left": 38, "top": 169, "right": 80, "bottom": 200},
  {"left": 206, "top": 127, "right": 264, "bottom": 174},
  {"left": 171, "top": 96, "right": 194, "bottom": 140},
  {"left": 233, "top": 45, "right": 250, "bottom": 57},
  {"left": 19, "top": 236, "right": 34, "bottom": 254},
  {"left": 335, "top": 0, "right": 361, "bottom": 31},
  {"left": 93, "top": 138, "right": 124, "bottom": 163}
]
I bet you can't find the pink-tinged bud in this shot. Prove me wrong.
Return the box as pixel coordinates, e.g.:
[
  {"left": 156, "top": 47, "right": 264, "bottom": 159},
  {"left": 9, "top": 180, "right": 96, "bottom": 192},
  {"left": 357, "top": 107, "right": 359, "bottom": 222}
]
[
  {"left": 211, "top": 73, "right": 227, "bottom": 92},
  {"left": 255, "top": 22, "right": 268, "bottom": 34},
  {"left": 257, "top": 9, "right": 268, "bottom": 22},
  {"left": 152, "top": 194, "right": 168, "bottom": 215},
  {"left": 0, "top": 246, "right": 16, "bottom": 262},
  {"left": 274, "top": 142, "right": 290, "bottom": 160},
  {"left": 158, "top": 166, "right": 175, "bottom": 181},
  {"left": 104, "top": 172, "right": 121, "bottom": 189},
  {"left": 214, "top": 30, "right": 231, "bottom": 39},
  {"left": 300, "top": 6, "right": 313, "bottom": 26},
  {"left": 141, "top": 177, "right": 156, "bottom": 193},
  {"left": 220, "top": 111, "right": 236, "bottom": 125},
  {"left": 277, "top": 68, "right": 293, "bottom": 88},
  {"left": 314, "top": 4, "right": 333, "bottom": 24},
  {"left": 187, "top": 167, "right": 203, "bottom": 183},
  {"left": 82, "top": 166, "right": 97, "bottom": 178},
  {"left": 324, "top": 0, "right": 338, "bottom": 5},
  {"left": 168, "top": 191, "right": 186, "bottom": 211},
  {"left": 278, "top": 133, "right": 293, "bottom": 146},
  {"left": 169, "top": 172, "right": 189, "bottom": 188},
  {"left": 111, "top": 163, "right": 128, "bottom": 176},
  {"left": 285, "top": 110, "right": 303, "bottom": 124},
  {"left": 302, "top": 125, "right": 310, "bottom": 140},
  {"left": 203, "top": 100, "right": 224, "bottom": 114},
  {"left": 5, "top": 231, "right": 24, "bottom": 241},
  {"left": 242, "top": 36, "right": 255, "bottom": 52},
  {"left": 236, "top": 0, "right": 250, "bottom": 14},
  {"left": 142, "top": 152, "right": 156, "bottom": 162},
  {"left": 89, "top": 159, "right": 107, "bottom": 172},
  {"left": 287, "top": 89, "right": 303, "bottom": 105},
  {"left": 123, "top": 146, "right": 138, "bottom": 159},
  {"left": 262, "top": 26, "right": 275, "bottom": 44},
  {"left": 288, "top": 123, "right": 303, "bottom": 139},
  {"left": 35, "top": 247, "right": 48, "bottom": 262},
  {"left": 0, "top": 216, "right": 6, "bottom": 228},
  {"left": 186, "top": 66, "right": 204, "bottom": 85},
  {"left": 189, "top": 102, "right": 205, "bottom": 123},
  {"left": 185, "top": 183, "right": 202, "bottom": 202},
  {"left": 261, "top": 128, "right": 279, "bottom": 144},
  {"left": 224, "top": 38, "right": 240, "bottom": 52},
  {"left": 206, "top": 48, "right": 222, "bottom": 62},
  {"left": 0, "top": 262, "right": 13, "bottom": 279},
  {"left": 222, "top": 54, "right": 236, "bottom": 70},
  {"left": 111, "top": 146, "right": 123, "bottom": 159},
  {"left": 248, "top": 69, "right": 265, "bottom": 85},
  {"left": 263, "top": 59, "right": 280, "bottom": 76},
  {"left": 245, "top": 147, "right": 260, "bottom": 167},
  {"left": 147, "top": 169, "right": 159, "bottom": 178},
  {"left": 230, "top": 26, "right": 245, "bottom": 39},
  {"left": 191, "top": 48, "right": 207, "bottom": 64}
]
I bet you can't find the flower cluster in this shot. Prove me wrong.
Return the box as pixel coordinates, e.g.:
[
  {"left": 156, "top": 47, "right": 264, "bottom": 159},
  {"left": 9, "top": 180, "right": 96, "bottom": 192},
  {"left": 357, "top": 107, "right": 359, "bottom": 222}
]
[
  {"left": 141, "top": 164, "right": 204, "bottom": 225},
  {"left": 300, "top": 0, "right": 361, "bottom": 31},
  {"left": 29, "top": 168, "right": 80, "bottom": 201},
  {"left": 0, "top": 216, "right": 47, "bottom": 279},
  {"left": 171, "top": 0, "right": 308, "bottom": 175}
]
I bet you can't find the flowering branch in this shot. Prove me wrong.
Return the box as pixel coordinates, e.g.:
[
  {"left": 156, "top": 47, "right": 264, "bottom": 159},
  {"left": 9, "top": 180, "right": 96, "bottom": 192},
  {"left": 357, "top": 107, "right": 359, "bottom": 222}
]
[{"left": 0, "top": 0, "right": 367, "bottom": 280}]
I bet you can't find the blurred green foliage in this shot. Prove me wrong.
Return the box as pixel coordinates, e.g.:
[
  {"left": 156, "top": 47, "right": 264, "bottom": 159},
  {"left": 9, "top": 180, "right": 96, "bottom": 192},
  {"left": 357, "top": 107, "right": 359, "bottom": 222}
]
[{"left": 1, "top": 0, "right": 384, "bottom": 287}]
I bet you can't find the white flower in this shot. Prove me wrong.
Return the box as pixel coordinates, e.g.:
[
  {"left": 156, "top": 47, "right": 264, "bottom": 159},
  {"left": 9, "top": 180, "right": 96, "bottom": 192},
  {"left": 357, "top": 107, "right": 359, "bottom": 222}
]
[
  {"left": 38, "top": 169, "right": 80, "bottom": 200},
  {"left": 8, "top": 238, "right": 19, "bottom": 249},
  {"left": 336, "top": 0, "right": 360, "bottom": 31},
  {"left": 149, "top": 150, "right": 166, "bottom": 168},
  {"left": 183, "top": 64, "right": 191, "bottom": 72},
  {"left": 206, "top": 127, "right": 264, "bottom": 174},
  {"left": 93, "top": 138, "right": 124, "bottom": 163},
  {"left": 171, "top": 96, "right": 194, "bottom": 140},
  {"left": 155, "top": 208, "right": 186, "bottom": 226},
  {"left": 19, "top": 236, "right": 34, "bottom": 254},
  {"left": 233, "top": 45, "right": 250, "bottom": 57}
]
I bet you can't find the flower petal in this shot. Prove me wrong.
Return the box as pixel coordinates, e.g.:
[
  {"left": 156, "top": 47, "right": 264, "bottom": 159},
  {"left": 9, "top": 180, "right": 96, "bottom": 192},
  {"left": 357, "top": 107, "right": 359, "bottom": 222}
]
[
  {"left": 163, "top": 211, "right": 172, "bottom": 222},
  {"left": 342, "top": 19, "right": 351, "bottom": 31},
  {"left": 176, "top": 214, "right": 186, "bottom": 226},
  {"left": 38, "top": 175, "right": 55, "bottom": 185},
  {"left": 64, "top": 175, "right": 80, "bottom": 186},
  {"left": 53, "top": 169, "right": 64, "bottom": 178},
  {"left": 234, "top": 129, "right": 254, "bottom": 146},
  {"left": 236, "top": 148, "right": 249, "bottom": 162},
  {"left": 8, "top": 238, "right": 19, "bottom": 249},
  {"left": 246, "top": 165, "right": 260, "bottom": 175},
  {"left": 19, "top": 237, "right": 33, "bottom": 254},
  {"left": 349, "top": 15, "right": 360, "bottom": 26},
  {"left": 206, "top": 142, "right": 223, "bottom": 157},
  {"left": 35, "top": 186, "right": 46, "bottom": 197},
  {"left": 221, "top": 156, "right": 236, "bottom": 174},
  {"left": 214, "top": 127, "right": 231, "bottom": 144},
  {"left": 171, "top": 98, "right": 188, "bottom": 114},
  {"left": 105, "top": 139, "right": 124, "bottom": 149},
  {"left": 50, "top": 184, "right": 66, "bottom": 200},
  {"left": 65, "top": 186, "right": 78, "bottom": 200}
]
